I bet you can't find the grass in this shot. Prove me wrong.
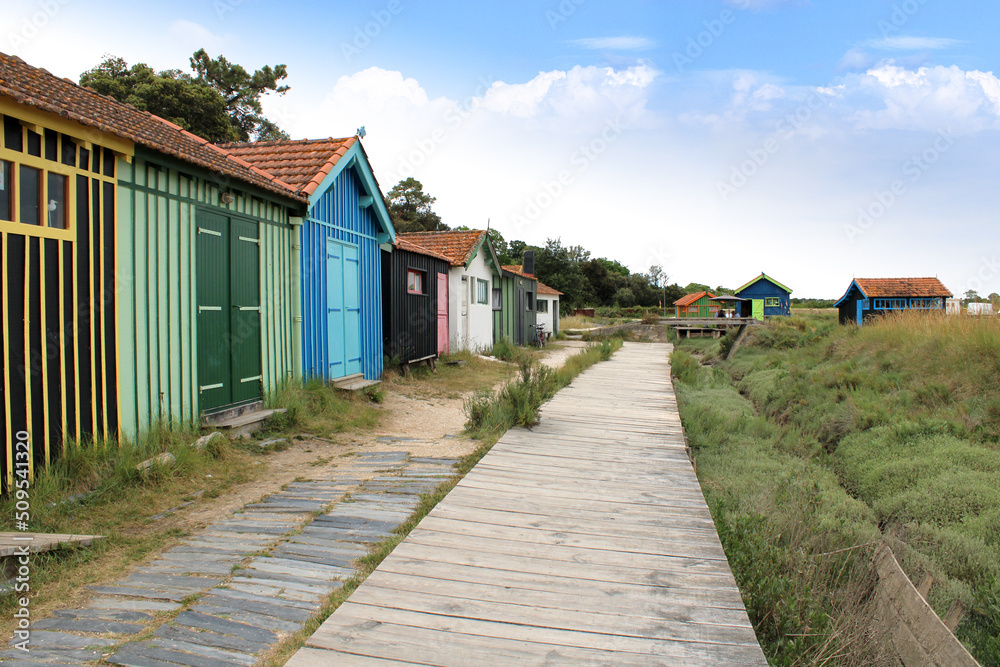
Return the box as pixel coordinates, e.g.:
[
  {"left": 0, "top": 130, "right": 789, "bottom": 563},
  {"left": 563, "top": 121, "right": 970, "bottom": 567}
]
[
  {"left": 265, "top": 379, "right": 383, "bottom": 435},
  {"left": 464, "top": 339, "right": 622, "bottom": 439},
  {"left": 383, "top": 349, "right": 515, "bottom": 399},
  {"left": 672, "top": 310, "right": 1000, "bottom": 665}
]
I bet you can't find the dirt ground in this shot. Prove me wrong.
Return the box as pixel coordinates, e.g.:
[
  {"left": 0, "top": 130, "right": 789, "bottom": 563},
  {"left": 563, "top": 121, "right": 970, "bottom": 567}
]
[{"left": 174, "top": 341, "right": 588, "bottom": 533}]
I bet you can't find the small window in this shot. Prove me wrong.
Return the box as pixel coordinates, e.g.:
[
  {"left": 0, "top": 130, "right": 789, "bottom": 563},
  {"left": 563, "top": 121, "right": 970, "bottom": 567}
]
[
  {"left": 476, "top": 279, "right": 489, "bottom": 304},
  {"left": 537, "top": 299, "right": 549, "bottom": 313},
  {"left": 765, "top": 297, "right": 780, "bottom": 307},
  {"left": 526, "top": 292, "right": 535, "bottom": 311},
  {"left": 19, "top": 165, "right": 41, "bottom": 225},
  {"left": 406, "top": 269, "right": 425, "bottom": 295},
  {"left": 0, "top": 161, "right": 12, "bottom": 221},
  {"left": 492, "top": 287, "right": 502, "bottom": 310},
  {"left": 46, "top": 172, "right": 68, "bottom": 229}
]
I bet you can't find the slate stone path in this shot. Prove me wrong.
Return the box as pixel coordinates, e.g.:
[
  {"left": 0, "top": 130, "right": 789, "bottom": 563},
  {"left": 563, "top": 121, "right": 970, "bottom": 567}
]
[{"left": 3, "top": 451, "right": 457, "bottom": 666}]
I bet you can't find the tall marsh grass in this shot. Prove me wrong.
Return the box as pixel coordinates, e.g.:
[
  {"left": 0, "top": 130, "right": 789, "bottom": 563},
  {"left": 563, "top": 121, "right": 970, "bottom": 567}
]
[{"left": 673, "top": 310, "right": 1000, "bottom": 665}]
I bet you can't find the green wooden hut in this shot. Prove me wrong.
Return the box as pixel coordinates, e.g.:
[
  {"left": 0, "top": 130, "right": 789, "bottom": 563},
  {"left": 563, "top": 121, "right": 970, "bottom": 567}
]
[
  {"left": 0, "top": 53, "right": 308, "bottom": 487},
  {"left": 673, "top": 291, "right": 718, "bottom": 318},
  {"left": 495, "top": 261, "right": 538, "bottom": 346}
]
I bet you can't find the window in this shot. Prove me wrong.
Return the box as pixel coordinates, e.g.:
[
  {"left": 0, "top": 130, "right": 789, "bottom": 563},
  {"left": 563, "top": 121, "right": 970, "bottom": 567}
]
[
  {"left": 526, "top": 292, "right": 535, "bottom": 311},
  {"left": 476, "top": 278, "right": 489, "bottom": 304},
  {"left": 873, "top": 298, "right": 907, "bottom": 310},
  {"left": 0, "top": 114, "right": 83, "bottom": 236},
  {"left": 19, "top": 165, "right": 40, "bottom": 225},
  {"left": 765, "top": 297, "right": 780, "bottom": 307},
  {"left": 46, "top": 172, "right": 68, "bottom": 229},
  {"left": 537, "top": 299, "right": 549, "bottom": 313},
  {"left": 910, "top": 298, "right": 942, "bottom": 310},
  {"left": 492, "top": 287, "right": 502, "bottom": 310},
  {"left": 0, "top": 161, "right": 11, "bottom": 221},
  {"left": 406, "top": 269, "right": 425, "bottom": 295}
]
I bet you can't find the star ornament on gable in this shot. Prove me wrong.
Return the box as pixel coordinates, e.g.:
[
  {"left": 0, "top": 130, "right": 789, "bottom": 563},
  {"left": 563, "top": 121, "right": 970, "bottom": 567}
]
[{"left": 357, "top": 126, "right": 367, "bottom": 139}]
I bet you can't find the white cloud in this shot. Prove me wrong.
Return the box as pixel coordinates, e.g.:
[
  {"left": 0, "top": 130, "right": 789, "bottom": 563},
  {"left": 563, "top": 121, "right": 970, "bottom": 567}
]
[
  {"left": 844, "top": 63, "right": 1000, "bottom": 132},
  {"left": 867, "top": 36, "right": 962, "bottom": 51},
  {"left": 570, "top": 36, "right": 655, "bottom": 51}
]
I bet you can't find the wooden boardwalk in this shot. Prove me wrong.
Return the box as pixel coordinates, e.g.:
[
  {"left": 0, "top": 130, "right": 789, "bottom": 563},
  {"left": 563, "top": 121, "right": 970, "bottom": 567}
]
[{"left": 288, "top": 342, "right": 767, "bottom": 666}]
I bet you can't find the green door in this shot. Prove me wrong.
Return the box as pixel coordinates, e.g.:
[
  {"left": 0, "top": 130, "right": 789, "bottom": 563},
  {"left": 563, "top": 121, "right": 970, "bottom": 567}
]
[
  {"left": 197, "top": 212, "right": 261, "bottom": 413},
  {"left": 326, "top": 239, "right": 362, "bottom": 378},
  {"left": 699, "top": 305, "right": 709, "bottom": 318},
  {"left": 752, "top": 299, "right": 764, "bottom": 321},
  {"left": 231, "top": 219, "right": 262, "bottom": 403}
]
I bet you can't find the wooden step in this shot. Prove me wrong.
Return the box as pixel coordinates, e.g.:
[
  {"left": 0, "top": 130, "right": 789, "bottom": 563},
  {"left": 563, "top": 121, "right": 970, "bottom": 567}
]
[
  {"left": 332, "top": 373, "right": 379, "bottom": 391},
  {"left": 202, "top": 408, "right": 287, "bottom": 438}
]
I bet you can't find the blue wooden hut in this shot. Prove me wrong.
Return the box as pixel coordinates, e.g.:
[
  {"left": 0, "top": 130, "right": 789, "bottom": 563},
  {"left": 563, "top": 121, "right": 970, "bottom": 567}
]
[
  {"left": 834, "top": 277, "right": 951, "bottom": 325},
  {"left": 734, "top": 273, "right": 792, "bottom": 319},
  {"left": 227, "top": 138, "right": 396, "bottom": 385}
]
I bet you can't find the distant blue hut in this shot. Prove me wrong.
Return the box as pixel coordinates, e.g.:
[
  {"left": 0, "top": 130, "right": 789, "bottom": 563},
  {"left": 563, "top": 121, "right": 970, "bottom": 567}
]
[
  {"left": 734, "top": 273, "right": 792, "bottom": 319},
  {"left": 834, "top": 277, "right": 951, "bottom": 325},
  {"left": 227, "top": 137, "right": 395, "bottom": 384}
]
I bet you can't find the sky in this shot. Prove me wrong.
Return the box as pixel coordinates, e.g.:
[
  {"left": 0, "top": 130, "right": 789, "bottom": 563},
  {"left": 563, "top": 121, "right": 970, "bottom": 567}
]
[{"left": 4, "top": 0, "right": 1000, "bottom": 298}]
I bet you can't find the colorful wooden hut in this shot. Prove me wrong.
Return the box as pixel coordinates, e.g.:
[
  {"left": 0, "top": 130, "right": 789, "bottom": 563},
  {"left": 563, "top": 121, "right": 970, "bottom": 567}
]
[
  {"left": 673, "top": 291, "right": 717, "bottom": 318},
  {"left": 734, "top": 273, "right": 792, "bottom": 319},
  {"left": 381, "top": 236, "right": 451, "bottom": 365},
  {"left": 0, "top": 53, "right": 308, "bottom": 487},
  {"left": 835, "top": 277, "right": 951, "bottom": 325},
  {"left": 397, "top": 230, "right": 501, "bottom": 352},
  {"left": 225, "top": 138, "right": 396, "bottom": 385},
  {"left": 496, "top": 258, "right": 539, "bottom": 346}
]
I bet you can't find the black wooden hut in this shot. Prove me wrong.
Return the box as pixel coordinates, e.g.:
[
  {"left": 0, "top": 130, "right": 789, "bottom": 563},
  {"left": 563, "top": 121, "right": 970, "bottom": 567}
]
[{"left": 381, "top": 237, "right": 452, "bottom": 365}]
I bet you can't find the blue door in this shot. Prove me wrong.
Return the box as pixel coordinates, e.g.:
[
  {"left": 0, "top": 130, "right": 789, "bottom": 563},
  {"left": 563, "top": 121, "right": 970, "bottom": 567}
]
[
  {"left": 343, "top": 244, "right": 362, "bottom": 375},
  {"left": 326, "top": 239, "right": 362, "bottom": 378},
  {"left": 857, "top": 299, "right": 868, "bottom": 325}
]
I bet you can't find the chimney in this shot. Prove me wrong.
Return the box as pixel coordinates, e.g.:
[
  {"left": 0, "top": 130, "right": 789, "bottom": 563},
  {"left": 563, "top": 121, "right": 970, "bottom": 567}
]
[{"left": 523, "top": 250, "right": 535, "bottom": 276}]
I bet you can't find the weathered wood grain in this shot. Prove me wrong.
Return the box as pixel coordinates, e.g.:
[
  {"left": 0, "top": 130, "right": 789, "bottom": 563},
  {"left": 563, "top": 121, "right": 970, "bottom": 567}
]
[{"left": 287, "top": 342, "right": 767, "bottom": 665}]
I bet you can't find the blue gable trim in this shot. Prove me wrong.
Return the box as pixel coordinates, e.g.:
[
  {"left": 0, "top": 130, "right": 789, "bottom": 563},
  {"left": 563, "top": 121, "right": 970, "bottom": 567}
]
[
  {"left": 834, "top": 280, "right": 865, "bottom": 307},
  {"left": 308, "top": 141, "right": 396, "bottom": 244}
]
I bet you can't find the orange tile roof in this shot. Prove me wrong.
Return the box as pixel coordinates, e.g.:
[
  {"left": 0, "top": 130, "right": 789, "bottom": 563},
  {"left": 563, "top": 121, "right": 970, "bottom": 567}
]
[
  {"left": 398, "top": 230, "right": 487, "bottom": 267},
  {"left": 854, "top": 277, "right": 952, "bottom": 298},
  {"left": 537, "top": 281, "right": 562, "bottom": 296},
  {"left": 502, "top": 264, "right": 536, "bottom": 279},
  {"left": 0, "top": 52, "right": 306, "bottom": 202},
  {"left": 222, "top": 137, "right": 356, "bottom": 196},
  {"left": 394, "top": 236, "right": 452, "bottom": 263},
  {"left": 674, "top": 291, "right": 716, "bottom": 306}
]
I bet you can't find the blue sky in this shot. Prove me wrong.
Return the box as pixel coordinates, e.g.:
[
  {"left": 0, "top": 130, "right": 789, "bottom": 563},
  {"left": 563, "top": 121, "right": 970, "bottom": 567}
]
[{"left": 4, "top": 0, "right": 1000, "bottom": 298}]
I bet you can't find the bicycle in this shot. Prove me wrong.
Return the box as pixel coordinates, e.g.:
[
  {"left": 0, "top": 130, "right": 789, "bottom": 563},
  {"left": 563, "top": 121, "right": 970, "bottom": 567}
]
[{"left": 534, "top": 324, "right": 547, "bottom": 347}]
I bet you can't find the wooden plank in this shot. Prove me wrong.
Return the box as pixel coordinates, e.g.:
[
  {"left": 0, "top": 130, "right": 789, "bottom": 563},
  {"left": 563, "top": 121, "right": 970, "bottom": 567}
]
[
  {"left": 0, "top": 533, "right": 104, "bottom": 557},
  {"left": 289, "top": 341, "right": 767, "bottom": 665}
]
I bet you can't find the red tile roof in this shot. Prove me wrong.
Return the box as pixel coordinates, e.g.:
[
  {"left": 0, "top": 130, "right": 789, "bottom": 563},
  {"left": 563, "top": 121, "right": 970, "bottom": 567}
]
[
  {"left": 502, "top": 264, "right": 536, "bottom": 279},
  {"left": 394, "top": 236, "right": 452, "bottom": 263},
  {"left": 398, "top": 230, "right": 487, "bottom": 267},
  {"left": 222, "top": 137, "right": 356, "bottom": 196},
  {"left": 854, "top": 277, "right": 952, "bottom": 298},
  {"left": 537, "top": 281, "right": 562, "bottom": 296},
  {"left": 0, "top": 52, "right": 306, "bottom": 202},
  {"left": 674, "top": 291, "right": 715, "bottom": 306}
]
